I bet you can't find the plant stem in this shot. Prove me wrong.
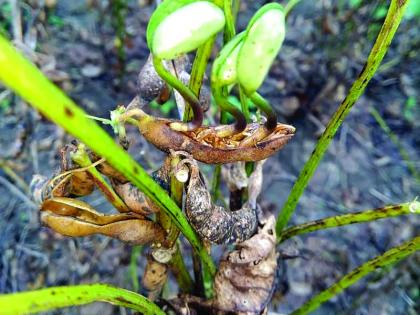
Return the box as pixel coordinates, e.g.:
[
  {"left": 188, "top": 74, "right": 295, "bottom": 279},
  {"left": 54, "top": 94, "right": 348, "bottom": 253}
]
[
  {"left": 290, "top": 236, "right": 420, "bottom": 315},
  {"left": 0, "top": 35, "right": 216, "bottom": 277},
  {"left": 223, "top": 0, "right": 235, "bottom": 42},
  {"left": 285, "top": 0, "right": 302, "bottom": 18},
  {"left": 249, "top": 92, "right": 277, "bottom": 130},
  {"left": 279, "top": 201, "right": 419, "bottom": 243},
  {"left": 153, "top": 56, "right": 203, "bottom": 131},
  {"left": 111, "top": 0, "right": 127, "bottom": 77},
  {"left": 369, "top": 107, "right": 420, "bottom": 182},
  {"left": 0, "top": 284, "right": 164, "bottom": 315},
  {"left": 71, "top": 143, "right": 129, "bottom": 213},
  {"left": 129, "top": 246, "right": 142, "bottom": 292},
  {"left": 276, "top": 0, "right": 410, "bottom": 234},
  {"left": 168, "top": 242, "right": 194, "bottom": 293}
]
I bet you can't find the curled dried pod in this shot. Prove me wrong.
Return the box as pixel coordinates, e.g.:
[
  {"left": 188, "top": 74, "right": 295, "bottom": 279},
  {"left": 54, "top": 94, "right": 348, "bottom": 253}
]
[
  {"left": 212, "top": 216, "right": 278, "bottom": 314},
  {"left": 183, "top": 158, "right": 258, "bottom": 244},
  {"left": 89, "top": 152, "right": 128, "bottom": 183},
  {"left": 41, "top": 198, "right": 166, "bottom": 245},
  {"left": 127, "top": 101, "right": 295, "bottom": 164}
]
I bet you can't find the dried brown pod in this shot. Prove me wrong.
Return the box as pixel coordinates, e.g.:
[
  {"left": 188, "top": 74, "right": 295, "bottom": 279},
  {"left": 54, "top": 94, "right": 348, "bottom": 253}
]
[
  {"left": 170, "top": 217, "right": 278, "bottom": 314},
  {"left": 40, "top": 197, "right": 166, "bottom": 245},
  {"left": 125, "top": 100, "right": 295, "bottom": 164},
  {"left": 212, "top": 216, "right": 278, "bottom": 314},
  {"left": 59, "top": 143, "right": 95, "bottom": 196},
  {"left": 142, "top": 255, "right": 168, "bottom": 300},
  {"left": 183, "top": 158, "right": 258, "bottom": 244},
  {"left": 110, "top": 156, "right": 172, "bottom": 215}
]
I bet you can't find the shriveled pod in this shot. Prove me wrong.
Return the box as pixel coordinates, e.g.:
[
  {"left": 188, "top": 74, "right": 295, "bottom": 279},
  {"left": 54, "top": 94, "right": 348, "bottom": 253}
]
[
  {"left": 127, "top": 100, "right": 295, "bottom": 164},
  {"left": 182, "top": 158, "right": 258, "bottom": 244},
  {"left": 110, "top": 156, "right": 172, "bottom": 215},
  {"left": 142, "top": 255, "right": 168, "bottom": 301},
  {"left": 41, "top": 197, "right": 166, "bottom": 245},
  {"left": 169, "top": 217, "right": 278, "bottom": 314},
  {"left": 212, "top": 216, "right": 278, "bottom": 314}
]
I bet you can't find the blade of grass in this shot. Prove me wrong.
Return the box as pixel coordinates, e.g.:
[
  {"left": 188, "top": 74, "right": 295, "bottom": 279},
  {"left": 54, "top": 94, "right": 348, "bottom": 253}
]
[
  {"left": 290, "top": 236, "right": 420, "bottom": 315},
  {"left": 0, "top": 35, "right": 216, "bottom": 277},
  {"left": 279, "top": 200, "right": 419, "bottom": 243},
  {"left": 369, "top": 106, "right": 420, "bottom": 182},
  {"left": 276, "top": 0, "right": 410, "bottom": 234},
  {"left": 0, "top": 283, "right": 164, "bottom": 315}
]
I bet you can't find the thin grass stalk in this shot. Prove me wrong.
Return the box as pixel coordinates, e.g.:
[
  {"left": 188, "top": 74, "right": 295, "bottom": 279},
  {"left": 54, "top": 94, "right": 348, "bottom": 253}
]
[
  {"left": 0, "top": 35, "right": 216, "bottom": 277},
  {"left": 169, "top": 242, "right": 194, "bottom": 293},
  {"left": 276, "top": 0, "right": 410, "bottom": 234},
  {"left": 290, "top": 236, "right": 420, "bottom": 315},
  {"left": 279, "top": 201, "right": 419, "bottom": 243},
  {"left": 129, "top": 245, "right": 142, "bottom": 292},
  {"left": 0, "top": 284, "right": 164, "bottom": 315},
  {"left": 369, "top": 107, "right": 420, "bottom": 181}
]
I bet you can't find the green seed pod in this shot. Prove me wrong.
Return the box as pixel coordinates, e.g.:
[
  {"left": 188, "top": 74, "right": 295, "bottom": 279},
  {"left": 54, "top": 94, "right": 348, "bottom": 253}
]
[
  {"left": 151, "top": 1, "right": 225, "bottom": 59},
  {"left": 212, "top": 32, "right": 245, "bottom": 87},
  {"left": 237, "top": 3, "right": 286, "bottom": 93}
]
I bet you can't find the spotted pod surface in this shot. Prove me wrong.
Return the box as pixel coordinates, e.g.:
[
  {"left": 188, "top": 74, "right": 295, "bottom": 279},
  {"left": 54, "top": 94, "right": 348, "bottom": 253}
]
[{"left": 184, "top": 159, "right": 258, "bottom": 244}]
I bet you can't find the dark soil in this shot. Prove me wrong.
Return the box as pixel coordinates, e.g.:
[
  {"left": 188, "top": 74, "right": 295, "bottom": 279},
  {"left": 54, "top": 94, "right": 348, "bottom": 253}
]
[{"left": 0, "top": 1, "right": 419, "bottom": 314}]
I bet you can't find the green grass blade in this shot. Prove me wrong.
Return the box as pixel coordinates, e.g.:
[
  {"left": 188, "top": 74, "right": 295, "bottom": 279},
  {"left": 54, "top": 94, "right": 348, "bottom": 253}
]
[
  {"left": 279, "top": 201, "right": 419, "bottom": 243},
  {"left": 0, "top": 284, "right": 164, "bottom": 315},
  {"left": 0, "top": 35, "right": 216, "bottom": 276},
  {"left": 290, "top": 236, "right": 420, "bottom": 315},
  {"left": 276, "top": 0, "right": 410, "bottom": 234}
]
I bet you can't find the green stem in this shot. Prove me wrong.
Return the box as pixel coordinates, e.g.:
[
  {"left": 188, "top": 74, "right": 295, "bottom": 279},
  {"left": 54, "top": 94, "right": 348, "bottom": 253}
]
[
  {"left": 290, "top": 236, "right": 420, "bottom": 315},
  {"left": 0, "top": 35, "right": 216, "bottom": 277},
  {"left": 369, "top": 107, "right": 420, "bottom": 182},
  {"left": 129, "top": 246, "right": 142, "bottom": 292},
  {"left": 71, "top": 143, "right": 129, "bottom": 213},
  {"left": 168, "top": 242, "right": 194, "bottom": 293},
  {"left": 276, "top": 0, "right": 410, "bottom": 234},
  {"left": 213, "top": 87, "right": 247, "bottom": 133},
  {"left": 153, "top": 56, "right": 203, "bottom": 130},
  {"left": 223, "top": 0, "right": 236, "bottom": 42},
  {"left": 211, "top": 165, "right": 222, "bottom": 202},
  {"left": 0, "top": 284, "right": 164, "bottom": 315},
  {"left": 279, "top": 201, "right": 419, "bottom": 243},
  {"left": 239, "top": 86, "right": 251, "bottom": 122},
  {"left": 285, "top": 0, "right": 302, "bottom": 18},
  {"left": 249, "top": 92, "right": 277, "bottom": 130}
]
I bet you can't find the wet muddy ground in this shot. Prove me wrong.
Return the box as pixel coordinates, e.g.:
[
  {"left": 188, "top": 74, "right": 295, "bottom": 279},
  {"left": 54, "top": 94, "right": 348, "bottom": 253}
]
[{"left": 0, "top": 0, "right": 419, "bottom": 314}]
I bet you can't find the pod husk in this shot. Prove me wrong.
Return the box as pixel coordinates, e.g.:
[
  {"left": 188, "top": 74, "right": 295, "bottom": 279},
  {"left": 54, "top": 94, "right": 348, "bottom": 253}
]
[{"left": 137, "top": 113, "right": 295, "bottom": 164}]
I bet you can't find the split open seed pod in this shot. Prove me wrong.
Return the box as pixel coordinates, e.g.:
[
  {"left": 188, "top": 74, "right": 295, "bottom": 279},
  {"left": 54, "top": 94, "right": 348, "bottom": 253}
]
[
  {"left": 135, "top": 106, "right": 295, "bottom": 164},
  {"left": 40, "top": 197, "right": 166, "bottom": 245}
]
